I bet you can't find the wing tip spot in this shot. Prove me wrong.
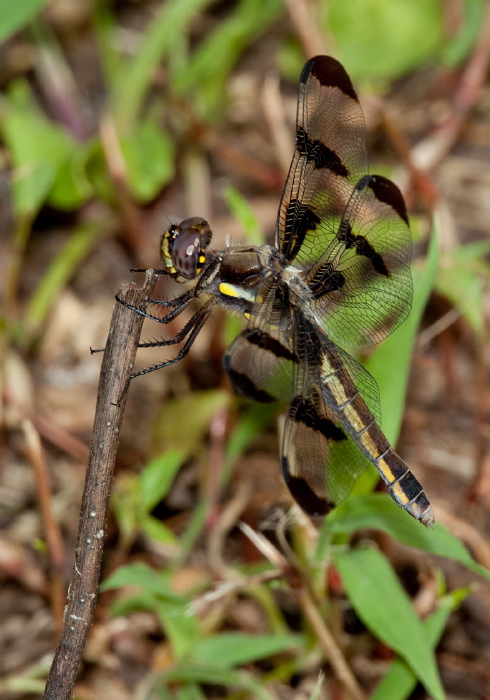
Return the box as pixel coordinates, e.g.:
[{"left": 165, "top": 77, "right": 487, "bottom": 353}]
[{"left": 303, "top": 56, "right": 358, "bottom": 101}]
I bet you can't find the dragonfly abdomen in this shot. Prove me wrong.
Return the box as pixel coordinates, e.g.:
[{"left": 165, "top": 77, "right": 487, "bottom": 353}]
[{"left": 334, "top": 390, "right": 434, "bottom": 526}]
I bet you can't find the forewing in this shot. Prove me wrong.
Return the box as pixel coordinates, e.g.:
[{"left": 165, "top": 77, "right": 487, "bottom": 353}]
[
  {"left": 276, "top": 56, "right": 368, "bottom": 267},
  {"left": 277, "top": 56, "right": 412, "bottom": 349}
]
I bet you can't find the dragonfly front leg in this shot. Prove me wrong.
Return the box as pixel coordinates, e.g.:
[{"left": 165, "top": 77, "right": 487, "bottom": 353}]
[
  {"left": 137, "top": 304, "right": 213, "bottom": 349},
  {"left": 117, "top": 299, "right": 215, "bottom": 402},
  {"left": 115, "top": 288, "right": 195, "bottom": 324}
]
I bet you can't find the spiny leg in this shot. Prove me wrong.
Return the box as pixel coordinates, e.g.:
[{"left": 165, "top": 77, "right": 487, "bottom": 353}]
[
  {"left": 140, "top": 288, "right": 196, "bottom": 309},
  {"left": 116, "top": 300, "right": 215, "bottom": 404},
  {"left": 115, "top": 290, "right": 195, "bottom": 324},
  {"left": 137, "top": 305, "right": 213, "bottom": 349}
]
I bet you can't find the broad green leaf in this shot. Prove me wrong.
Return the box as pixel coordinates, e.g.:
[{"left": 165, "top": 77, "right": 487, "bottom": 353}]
[
  {"left": 191, "top": 632, "right": 304, "bottom": 668},
  {"left": 140, "top": 514, "right": 177, "bottom": 545},
  {"left": 102, "top": 563, "right": 200, "bottom": 658},
  {"left": 371, "top": 588, "right": 471, "bottom": 700},
  {"left": 156, "top": 596, "right": 200, "bottom": 659},
  {"left": 175, "top": 685, "right": 207, "bottom": 700},
  {"left": 323, "top": 494, "right": 490, "bottom": 581},
  {"left": 223, "top": 312, "right": 246, "bottom": 347},
  {"left": 333, "top": 547, "right": 444, "bottom": 700},
  {"left": 120, "top": 116, "right": 175, "bottom": 202},
  {"left": 0, "top": 0, "right": 49, "bottom": 44},
  {"left": 139, "top": 450, "right": 186, "bottom": 511},
  {"left": 2, "top": 80, "right": 77, "bottom": 216},
  {"left": 102, "top": 562, "right": 182, "bottom": 599},
  {"left": 327, "top": 0, "right": 443, "bottom": 81},
  {"left": 47, "top": 143, "right": 94, "bottom": 209}
]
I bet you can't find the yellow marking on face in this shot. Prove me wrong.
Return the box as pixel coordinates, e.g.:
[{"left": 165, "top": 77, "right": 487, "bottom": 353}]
[
  {"left": 375, "top": 457, "right": 396, "bottom": 484},
  {"left": 161, "top": 236, "right": 171, "bottom": 260},
  {"left": 219, "top": 282, "right": 240, "bottom": 298},
  {"left": 244, "top": 312, "right": 251, "bottom": 319},
  {"left": 391, "top": 481, "right": 411, "bottom": 505}
]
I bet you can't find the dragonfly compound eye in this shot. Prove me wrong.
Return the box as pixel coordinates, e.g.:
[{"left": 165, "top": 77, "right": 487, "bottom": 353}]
[{"left": 160, "top": 218, "right": 212, "bottom": 280}]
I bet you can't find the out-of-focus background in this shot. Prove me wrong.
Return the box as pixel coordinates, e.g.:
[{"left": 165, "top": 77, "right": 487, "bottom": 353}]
[{"left": 1, "top": 1, "right": 490, "bottom": 698}]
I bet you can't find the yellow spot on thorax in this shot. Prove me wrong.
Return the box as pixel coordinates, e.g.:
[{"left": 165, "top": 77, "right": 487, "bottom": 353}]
[{"left": 219, "top": 282, "right": 240, "bottom": 298}]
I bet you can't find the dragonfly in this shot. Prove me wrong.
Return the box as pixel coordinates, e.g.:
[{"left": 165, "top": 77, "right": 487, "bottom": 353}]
[{"left": 120, "top": 55, "right": 434, "bottom": 527}]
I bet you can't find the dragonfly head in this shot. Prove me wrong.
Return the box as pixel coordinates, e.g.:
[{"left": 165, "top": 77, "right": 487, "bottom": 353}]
[{"left": 160, "top": 217, "right": 212, "bottom": 282}]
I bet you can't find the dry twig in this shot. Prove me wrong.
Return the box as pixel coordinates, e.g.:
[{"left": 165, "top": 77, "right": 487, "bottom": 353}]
[{"left": 43, "top": 270, "right": 158, "bottom": 700}]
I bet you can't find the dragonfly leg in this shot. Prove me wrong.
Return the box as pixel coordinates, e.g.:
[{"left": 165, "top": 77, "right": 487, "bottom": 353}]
[
  {"left": 115, "top": 290, "right": 194, "bottom": 324},
  {"left": 116, "top": 300, "right": 214, "bottom": 403}
]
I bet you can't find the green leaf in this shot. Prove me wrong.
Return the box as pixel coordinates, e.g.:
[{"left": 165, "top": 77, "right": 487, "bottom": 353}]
[
  {"left": 327, "top": 0, "right": 444, "bottom": 81},
  {"left": 47, "top": 142, "right": 94, "bottom": 209},
  {"left": 175, "top": 685, "right": 207, "bottom": 700},
  {"left": 139, "top": 449, "right": 186, "bottom": 512},
  {"left": 102, "top": 562, "right": 182, "bottom": 599},
  {"left": 323, "top": 494, "right": 490, "bottom": 581},
  {"left": 333, "top": 546, "right": 444, "bottom": 700},
  {"left": 191, "top": 632, "right": 304, "bottom": 668},
  {"left": 140, "top": 514, "right": 177, "bottom": 545},
  {"left": 120, "top": 116, "right": 175, "bottom": 203},
  {"left": 102, "top": 562, "right": 200, "bottom": 658},
  {"left": 0, "top": 0, "right": 49, "bottom": 44},
  {"left": 2, "top": 80, "right": 77, "bottom": 216},
  {"left": 371, "top": 588, "right": 470, "bottom": 700},
  {"left": 156, "top": 596, "right": 200, "bottom": 660}
]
